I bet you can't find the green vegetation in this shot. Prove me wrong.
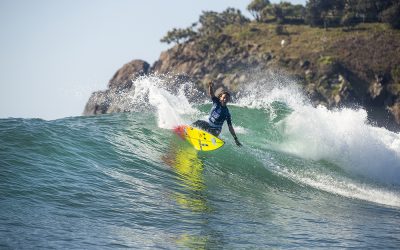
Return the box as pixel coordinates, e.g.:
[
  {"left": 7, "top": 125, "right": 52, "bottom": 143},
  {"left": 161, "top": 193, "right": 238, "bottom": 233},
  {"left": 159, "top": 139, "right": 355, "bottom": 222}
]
[
  {"left": 247, "top": 0, "right": 270, "bottom": 21},
  {"left": 380, "top": 3, "right": 400, "bottom": 29},
  {"left": 249, "top": 0, "right": 399, "bottom": 29},
  {"left": 318, "top": 56, "right": 336, "bottom": 65},
  {"left": 161, "top": 0, "right": 399, "bottom": 46},
  {"left": 392, "top": 66, "right": 400, "bottom": 84},
  {"left": 156, "top": 1, "right": 400, "bottom": 125},
  {"left": 160, "top": 8, "right": 249, "bottom": 46},
  {"left": 261, "top": 1, "right": 305, "bottom": 24},
  {"left": 160, "top": 25, "right": 197, "bottom": 45}
]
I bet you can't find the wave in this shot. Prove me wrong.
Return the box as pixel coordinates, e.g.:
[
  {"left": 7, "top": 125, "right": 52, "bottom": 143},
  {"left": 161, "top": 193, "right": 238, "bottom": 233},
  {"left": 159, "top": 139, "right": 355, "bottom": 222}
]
[
  {"left": 229, "top": 70, "right": 400, "bottom": 187},
  {"left": 4, "top": 72, "right": 398, "bottom": 208},
  {"left": 3, "top": 72, "right": 400, "bottom": 249},
  {"left": 277, "top": 105, "right": 400, "bottom": 186},
  {"left": 118, "top": 73, "right": 400, "bottom": 188}
]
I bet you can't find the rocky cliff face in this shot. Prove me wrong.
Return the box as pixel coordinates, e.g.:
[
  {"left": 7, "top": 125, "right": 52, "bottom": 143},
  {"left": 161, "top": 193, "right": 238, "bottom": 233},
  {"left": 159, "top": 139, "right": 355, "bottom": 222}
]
[
  {"left": 83, "top": 23, "right": 400, "bottom": 130},
  {"left": 83, "top": 60, "right": 149, "bottom": 115},
  {"left": 108, "top": 60, "right": 150, "bottom": 90}
]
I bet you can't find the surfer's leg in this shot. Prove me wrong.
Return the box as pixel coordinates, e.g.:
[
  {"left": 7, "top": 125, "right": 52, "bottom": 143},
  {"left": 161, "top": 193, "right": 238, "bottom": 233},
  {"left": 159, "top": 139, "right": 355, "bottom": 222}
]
[
  {"left": 192, "top": 120, "right": 221, "bottom": 137},
  {"left": 192, "top": 120, "right": 210, "bottom": 130},
  {"left": 209, "top": 128, "right": 221, "bottom": 137}
]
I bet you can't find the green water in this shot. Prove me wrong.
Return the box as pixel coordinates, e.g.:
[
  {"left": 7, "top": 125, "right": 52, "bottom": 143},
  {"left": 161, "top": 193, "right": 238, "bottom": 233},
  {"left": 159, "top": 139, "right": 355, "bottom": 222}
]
[
  {"left": 1, "top": 106, "right": 399, "bottom": 248},
  {"left": 1, "top": 75, "right": 400, "bottom": 248}
]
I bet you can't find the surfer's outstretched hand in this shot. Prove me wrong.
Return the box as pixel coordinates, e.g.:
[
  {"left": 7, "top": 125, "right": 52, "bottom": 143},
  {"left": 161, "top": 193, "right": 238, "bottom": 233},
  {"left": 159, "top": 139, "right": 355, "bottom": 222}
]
[{"left": 234, "top": 137, "right": 242, "bottom": 147}]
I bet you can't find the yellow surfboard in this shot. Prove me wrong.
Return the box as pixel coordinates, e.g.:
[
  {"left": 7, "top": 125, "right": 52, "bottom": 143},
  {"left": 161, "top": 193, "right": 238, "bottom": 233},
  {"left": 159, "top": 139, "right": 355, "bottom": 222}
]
[{"left": 174, "top": 125, "right": 224, "bottom": 151}]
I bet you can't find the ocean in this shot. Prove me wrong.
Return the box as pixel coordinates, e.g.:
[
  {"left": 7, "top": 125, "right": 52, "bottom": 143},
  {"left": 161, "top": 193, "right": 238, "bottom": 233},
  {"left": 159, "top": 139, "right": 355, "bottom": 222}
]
[{"left": 1, "top": 74, "right": 400, "bottom": 249}]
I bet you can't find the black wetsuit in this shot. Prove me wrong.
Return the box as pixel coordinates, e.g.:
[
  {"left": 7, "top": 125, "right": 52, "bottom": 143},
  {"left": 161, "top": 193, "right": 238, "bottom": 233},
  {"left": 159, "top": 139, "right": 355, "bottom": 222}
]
[{"left": 193, "top": 96, "right": 231, "bottom": 136}]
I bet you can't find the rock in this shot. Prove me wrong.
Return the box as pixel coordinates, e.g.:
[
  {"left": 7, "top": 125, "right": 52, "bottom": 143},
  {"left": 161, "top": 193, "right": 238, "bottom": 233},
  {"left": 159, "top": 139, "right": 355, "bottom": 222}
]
[
  {"left": 261, "top": 52, "right": 273, "bottom": 62},
  {"left": 83, "top": 59, "right": 150, "bottom": 116},
  {"left": 388, "top": 101, "right": 400, "bottom": 125},
  {"left": 369, "top": 80, "right": 384, "bottom": 99},
  {"left": 305, "top": 69, "right": 314, "bottom": 79},
  {"left": 367, "top": 73, "right": 389, "bottom": 106},
  {"left": 108, "top": 60, "right": 150, "bottom": 90},
  {"left": 238, "top": 74, "right": 247, "bottom": 83},
  {"left": 216, "top": 73, "right": 225, "bottom": 80},
  {"left": 300, "top": 60, "right": 310, "bottom": 69},
  {"left": 82, "top": 23, "right": 400, "bottom": 130},
  {"left": 151, "top": 42, "right": 199, "bottom": 75},
  {"left": 83, "top": 90, "right": 111, "bottom": 115},
  {"left": 332, "top": 74, "right": 352, "bottom": 105}
]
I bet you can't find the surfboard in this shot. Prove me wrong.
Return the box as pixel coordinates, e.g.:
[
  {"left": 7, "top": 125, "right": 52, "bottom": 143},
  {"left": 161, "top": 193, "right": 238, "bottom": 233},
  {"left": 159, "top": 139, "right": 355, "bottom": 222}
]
[{"left": 174, "top": 125, "right": 224, "bottom": 151}]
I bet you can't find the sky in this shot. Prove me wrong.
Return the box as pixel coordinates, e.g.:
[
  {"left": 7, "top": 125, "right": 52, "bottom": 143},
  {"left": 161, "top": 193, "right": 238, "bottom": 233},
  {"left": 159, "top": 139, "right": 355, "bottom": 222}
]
[{"left": 0, "top": 0, "right": 306, "bottom": 120}]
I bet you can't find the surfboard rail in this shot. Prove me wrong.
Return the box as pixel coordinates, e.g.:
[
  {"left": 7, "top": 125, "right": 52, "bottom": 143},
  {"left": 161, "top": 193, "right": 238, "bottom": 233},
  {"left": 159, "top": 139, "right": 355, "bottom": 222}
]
[{"left": 173, "top": 125, "right": 224, "bottom": 151}]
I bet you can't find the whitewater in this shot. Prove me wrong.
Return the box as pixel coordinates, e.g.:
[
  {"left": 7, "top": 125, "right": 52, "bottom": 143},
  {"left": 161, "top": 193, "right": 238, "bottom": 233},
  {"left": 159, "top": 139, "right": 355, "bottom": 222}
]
[{"left": 1, "top": 72, "right": 399, "bottom": 248}]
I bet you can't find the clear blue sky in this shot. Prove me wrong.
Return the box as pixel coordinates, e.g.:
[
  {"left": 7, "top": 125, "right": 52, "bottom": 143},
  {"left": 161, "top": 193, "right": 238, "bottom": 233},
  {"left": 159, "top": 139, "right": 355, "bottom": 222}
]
[{"left": 0, "top": 0, "right": 306, "bottom": 120}]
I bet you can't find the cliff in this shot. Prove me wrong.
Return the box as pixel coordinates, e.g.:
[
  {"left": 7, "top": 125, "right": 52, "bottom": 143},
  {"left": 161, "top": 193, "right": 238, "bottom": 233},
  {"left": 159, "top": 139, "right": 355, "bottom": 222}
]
[{"left": 83, "top": 22, "right": 400, "bottom": 129}]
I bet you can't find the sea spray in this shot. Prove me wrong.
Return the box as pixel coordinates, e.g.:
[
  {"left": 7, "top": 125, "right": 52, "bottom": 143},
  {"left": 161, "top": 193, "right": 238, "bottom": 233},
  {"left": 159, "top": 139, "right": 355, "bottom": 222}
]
[
  {"left": 92, "top": 71, "right": 400, "bottom": 189},
  {"left": 235, "top": 69, "right": 400, "bottom": 207},
  {"left": 249, "top": 146, "right": 400, "bottom": 207},
  {"left": 108, "top": 75, "right": 200, "bottom": 129},
  {"left": 233, "top": 69, "right": 400, "bottom": 186},
  {"left": 278, "top": 105, "right": 400, "bottom": 186},
  {"left": 283, "top": 168, "right": 400, "bottom": 207},
  {"left": 236, "top": 69, "right": 305, "bottom": 114}
]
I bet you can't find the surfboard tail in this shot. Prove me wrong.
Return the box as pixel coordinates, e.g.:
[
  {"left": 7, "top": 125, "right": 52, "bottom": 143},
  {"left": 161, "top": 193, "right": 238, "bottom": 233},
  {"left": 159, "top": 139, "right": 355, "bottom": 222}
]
[{"left": 173, "top": 125, "right": 187, "bottom": 140}]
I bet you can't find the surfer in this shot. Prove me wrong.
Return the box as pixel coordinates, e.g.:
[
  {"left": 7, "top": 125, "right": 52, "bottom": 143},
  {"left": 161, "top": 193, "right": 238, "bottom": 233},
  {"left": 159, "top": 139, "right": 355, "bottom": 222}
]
[{"left": 193, "top": 81, "right": 242, "bottom": 147}]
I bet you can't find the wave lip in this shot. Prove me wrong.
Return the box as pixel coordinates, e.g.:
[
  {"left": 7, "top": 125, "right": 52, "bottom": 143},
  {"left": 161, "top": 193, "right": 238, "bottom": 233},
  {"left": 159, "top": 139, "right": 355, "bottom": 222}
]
[
  {"left": 85, "top": 73, "right": 400, "bottom": 187},
  {"left": 277, "top": 105, "right": 400, "bottom": 186},
  {"left": 280, "top": 165, "right": 400, "bottom": 208},
  {"left": 230, "top": 69, "right": 400, "bottom": 187}
]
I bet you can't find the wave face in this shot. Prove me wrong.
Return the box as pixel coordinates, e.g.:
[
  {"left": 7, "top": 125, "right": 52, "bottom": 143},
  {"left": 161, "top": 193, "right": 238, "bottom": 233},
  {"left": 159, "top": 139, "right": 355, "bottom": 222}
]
[{"left": 1, "top": 74, "right": 400, "bottom": 249}]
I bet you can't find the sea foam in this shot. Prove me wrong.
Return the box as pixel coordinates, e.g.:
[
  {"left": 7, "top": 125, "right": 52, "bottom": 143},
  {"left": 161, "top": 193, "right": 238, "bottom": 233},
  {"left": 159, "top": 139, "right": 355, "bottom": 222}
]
[
  {"left": 280, "top": 105, "right": 400, "bottom": 186},
  {"left": 236, "top": 69, "right": 400, "bottom": 186},
  {"left": 124, "top": 75, "right": 198, "bottom": 129}
]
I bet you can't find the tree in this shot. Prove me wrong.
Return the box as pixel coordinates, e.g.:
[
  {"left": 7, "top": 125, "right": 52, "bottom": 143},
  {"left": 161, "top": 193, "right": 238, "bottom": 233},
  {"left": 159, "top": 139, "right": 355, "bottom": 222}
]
[
  {"left": 220, "top": 8, "right": 249, "bottom": 26},
  {"left": 247, "top": 0, "right": 270, "bottom": 21},
  {"left": 261, "top": 2, "right": 306, "bottom": 24},
  {"left": 306, "top": 0, "right": 324, "bottom": 26},
  {"left": 160, "top": 27, "right": 197, "bottom": 45},
  {"left": 381, "top": 3, "right": 400, "bottom": 29},
  {"left": 375, "top": 0, "right": 396, "bottom": 14},
  {"left": 292, "top": 4, "right": 307, "bottom": 22},
  {"left": 306, "top": 0, "right": 345, "bottom": 27},
  {"left": 198, "top": 8, "right": 249, "bottom": 36},
  {"left": 304, "top": 0, "right": 399, "bottom": 28},
  {"left": 198, "top": 11, "right": 224, "bottom": 35},
  {"left": 341, "top": 12, "right": 358, "bottom": 30},
  {"left": 261, "top": 3, "right": 285, "bottom": 23},
  {"left": 355, "top": 0, "right": 378, "bottom": 22},
  {"left": 279, "top": 2, "right": 306, "bottom": 23}
]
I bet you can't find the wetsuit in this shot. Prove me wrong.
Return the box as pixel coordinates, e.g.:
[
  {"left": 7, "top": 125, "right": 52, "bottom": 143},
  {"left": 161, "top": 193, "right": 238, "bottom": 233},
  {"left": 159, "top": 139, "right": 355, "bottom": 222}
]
[{"left": 193, "top": 96, "right": 231, "bottom": 136}]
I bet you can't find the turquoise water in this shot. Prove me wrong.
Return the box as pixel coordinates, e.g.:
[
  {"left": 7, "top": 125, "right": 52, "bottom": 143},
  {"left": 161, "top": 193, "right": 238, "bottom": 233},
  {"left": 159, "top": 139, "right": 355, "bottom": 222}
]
[{"left": 1, "top": 76, "right": 400, "bottom": 248}]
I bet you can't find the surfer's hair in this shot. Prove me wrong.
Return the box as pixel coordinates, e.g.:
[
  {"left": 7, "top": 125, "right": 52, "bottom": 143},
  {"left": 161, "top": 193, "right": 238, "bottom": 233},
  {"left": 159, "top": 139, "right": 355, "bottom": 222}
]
[{"left": 218, "top": 91, "right": 231, "bottom": 99}]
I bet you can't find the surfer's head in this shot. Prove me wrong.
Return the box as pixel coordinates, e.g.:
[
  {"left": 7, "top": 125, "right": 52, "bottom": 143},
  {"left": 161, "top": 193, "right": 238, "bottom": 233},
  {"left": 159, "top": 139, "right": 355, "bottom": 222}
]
[{"left": 218, "top": 91, "right": 231, "bottom": 106}]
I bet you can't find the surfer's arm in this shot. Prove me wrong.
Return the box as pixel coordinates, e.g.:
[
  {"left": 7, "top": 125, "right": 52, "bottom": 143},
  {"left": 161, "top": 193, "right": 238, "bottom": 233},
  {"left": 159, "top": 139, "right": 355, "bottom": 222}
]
[
  {"left": 208, "top": 81, "right": 215, "bottom": 98},
  {"left": 227, "top": 122, "right": 242, "bottom": 147}
]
